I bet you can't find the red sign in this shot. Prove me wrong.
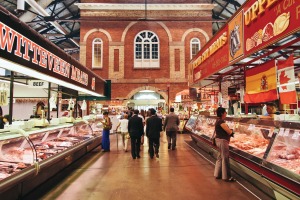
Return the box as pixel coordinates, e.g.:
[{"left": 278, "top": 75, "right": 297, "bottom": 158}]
[
  {"left": 193, "top": 27, "right": 229, "bottom": 83},
  {"left": 192, "top": 0, "right": 300, "bottom": 84},
  {"left": 244, "top": 0, "right": 300, "bottom": 56}
]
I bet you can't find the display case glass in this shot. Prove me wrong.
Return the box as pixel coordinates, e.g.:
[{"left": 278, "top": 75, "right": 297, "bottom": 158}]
[
  {"left": 0, "top": 130, "right": 35, "bottom": 181},
  {"left": 187, "top": 114, "right": 300, "bottom": 184},
  {"left": 0, "top": 121, "right": 94, "bottom": 182},
  {"left": 184, "top": 115, "right": 198, "bottom": 131},
  {"left": 265, "top": 127, "right": 300, "bottom": 182}
]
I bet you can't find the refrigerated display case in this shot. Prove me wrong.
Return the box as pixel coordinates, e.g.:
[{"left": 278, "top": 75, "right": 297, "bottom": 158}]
[
  {"left": 187, "top": 115, "right": 300, "bottom": 199},
  {"left": 0, "top": 120, "right": 102, "bottom": 199}
]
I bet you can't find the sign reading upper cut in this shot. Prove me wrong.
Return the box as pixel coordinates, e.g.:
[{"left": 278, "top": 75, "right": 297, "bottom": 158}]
[{"left": 192, "top": 0, "right": 300, "bottom": 83}]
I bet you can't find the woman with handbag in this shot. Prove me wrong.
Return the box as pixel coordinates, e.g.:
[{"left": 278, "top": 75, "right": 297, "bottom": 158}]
[
  {"left": 214, "top": 107, "right": 235, "bottom": 182},
  {"left": 101, "top": 111, "right": 111, "bottom": 152}
]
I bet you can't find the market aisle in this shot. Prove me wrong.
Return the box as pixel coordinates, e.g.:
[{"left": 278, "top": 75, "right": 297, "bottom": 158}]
[{"left": 34, "top": 134, "right": 260, "bottom": 200}]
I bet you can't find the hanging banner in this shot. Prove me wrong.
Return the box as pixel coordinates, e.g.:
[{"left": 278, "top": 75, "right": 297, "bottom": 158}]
[
  {"left": 244, "top": 60, "right": 278, "bottom": 103},
  {"left": 277, "top": 55, "right": 297, "bottom": 104}
]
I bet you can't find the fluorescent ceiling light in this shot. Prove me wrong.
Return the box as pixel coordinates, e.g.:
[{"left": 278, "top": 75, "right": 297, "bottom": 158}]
[
  {"left": 0, "top": 58, "right": 103, "bottom": 97},
  {"left": 139, "top": 90, "right": 155, "bottom": 93},
  {"left": 0, "top": 79, "right": 27, "bottom": 86}
]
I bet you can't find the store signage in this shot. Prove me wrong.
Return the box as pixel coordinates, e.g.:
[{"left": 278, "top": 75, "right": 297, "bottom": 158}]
[
  {"left": 244, "top": 0, "right": 300, "bottom": 56},
  {"left": 0, "top": 10, "right": 105, "bottom": 96},
  {"left": 0, "top": 21, "right": 88, "bottom": 86},
  {"left": 193, "top": 28, "right": 229, "bottom": 83},
  {"left": 28, "top": 80, "right": 48, "bottom": 88},
  {"left": 192, "top": 0, "right": 300, "bottom": 84}
]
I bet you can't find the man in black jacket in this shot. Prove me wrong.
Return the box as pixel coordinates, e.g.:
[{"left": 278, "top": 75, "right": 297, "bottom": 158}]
[
  {"left": 128, "top": 109, "right": 144, "bottom": 159},
  {"left": 146, "top": 108, "right": 163, "bottom": 158}
]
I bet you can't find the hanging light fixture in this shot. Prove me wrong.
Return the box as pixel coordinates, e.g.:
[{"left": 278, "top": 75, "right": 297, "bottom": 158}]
[{"left": 17, "top": 0, "right": 25, "bottom": 11}]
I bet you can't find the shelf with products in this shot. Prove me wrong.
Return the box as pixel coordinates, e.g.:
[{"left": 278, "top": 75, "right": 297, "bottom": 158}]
[
  {"left": 186, "top": 114, "right": 300, "bottom": 199},
  {"left": 0, "top": 120, "right": 102, "bottom": 198}
]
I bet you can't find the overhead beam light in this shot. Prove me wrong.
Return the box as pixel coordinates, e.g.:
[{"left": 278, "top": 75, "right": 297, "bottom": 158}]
[
  {"left": 0, "top": 79, "right": 27, "bottom": 86},
  {"left": 0, "top": 58, "right": 103, "bottom": 97},
  {"left": 17, "top": 0, "right": 25, "bottom": 11}
]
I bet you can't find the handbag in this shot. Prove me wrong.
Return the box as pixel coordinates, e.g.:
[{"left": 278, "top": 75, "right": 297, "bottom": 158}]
[{"left": 103, "top": 118, "right": 112, "bottom": 130}]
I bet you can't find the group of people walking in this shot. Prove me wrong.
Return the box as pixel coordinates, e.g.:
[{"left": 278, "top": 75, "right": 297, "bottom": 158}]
[
  {"left": 102, "top": 106, "right": 237, "bottom": 182},
  {"left": 101, "top": 107, "right": 180, "bottom": 160}
]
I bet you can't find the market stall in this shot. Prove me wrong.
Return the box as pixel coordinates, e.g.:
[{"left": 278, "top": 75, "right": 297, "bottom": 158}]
[
  {"left": 188, "top": 0, "right": 300, "bottom": 199},
  {"left": 0, "top": 5, "right": 107, "bottom": 198}
]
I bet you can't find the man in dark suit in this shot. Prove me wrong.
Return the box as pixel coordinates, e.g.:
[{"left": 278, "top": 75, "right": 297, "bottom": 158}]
[
  {"left": 146, "top": 108, "right": 163, "bottom": 159},
  {"left": 128, "top": 109, "right": 144, "bottom": 159}
]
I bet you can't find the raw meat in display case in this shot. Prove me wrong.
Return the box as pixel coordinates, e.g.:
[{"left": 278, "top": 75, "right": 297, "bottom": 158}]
[
  {"left": 266, "top": 128, "right": 300, "bottom": 175},
  {"left": 0, "top": 131, "right": 35, "bottom": 181},
  {"left": 230, "top": 125, "right": 272, "bottom": 158}
]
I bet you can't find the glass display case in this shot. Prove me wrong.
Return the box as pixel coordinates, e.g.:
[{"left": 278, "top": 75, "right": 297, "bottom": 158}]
[
  {"left": 187, "top": 114, "right": 300, "bottom": 197},
  {"left": 0, "top": 120, "right": 96, "bottom": 183},
  {"left": 184, "top": 115, "right": 198, "bottom": 132},
  {"left": 0, "top": 130, "right": 35, "bottom": 181}
]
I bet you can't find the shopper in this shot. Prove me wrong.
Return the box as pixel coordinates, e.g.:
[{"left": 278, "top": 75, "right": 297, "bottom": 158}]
[
  {"left": 101, "top": 112, "right": 111, "bottom": 152},
  {"left": 146, "top": 108, "right": 163, "bottom": 159},
  {"left": 214, "top": 107, "right": 235, "bottom": 182},
  {"left": 128, "top": 109, "right": 144, "bottom": 159},
  {"left": 0, "top": 115, "right": 9, "bottom": 129},
  {"left": 164, "top": 107, "right": 180, "bottom": 150},
  {"left": 138, "top": 109, "right": 145, "bottom": 145},
  {"left": 116, "top": 114, "right": 129, "bottom": 152}
]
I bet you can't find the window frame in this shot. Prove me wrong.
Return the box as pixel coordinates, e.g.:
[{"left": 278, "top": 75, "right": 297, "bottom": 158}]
[
  {"left": 92, "top": 38, "right": 103, "bottom": 69},
  {"left": 190, "top": 38, "right": 201, "bottom": 60},
  {"left": 134, "top": 30, "right": 160, "bottom": 69}
]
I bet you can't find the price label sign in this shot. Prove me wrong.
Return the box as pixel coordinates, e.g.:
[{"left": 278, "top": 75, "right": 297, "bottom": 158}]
[
  {"left": 278, "top": 128, "right": 285, "bottom": 136},
  {"left": 267, "top": 129, "right": 273, "bottom": 138},
  {"left": 283, "top": 128, "right": 290, "bottom": 137},
  {"left": 292, "top": 130, "right": 299, "bottom": 140}
]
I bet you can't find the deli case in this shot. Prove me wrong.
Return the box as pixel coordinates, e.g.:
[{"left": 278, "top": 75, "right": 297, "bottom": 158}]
[
  {"left": 186, "top": 114, "right": 300, "bottom": 200},
  {"left": 0, "top": 119, "right": 102, "bottom": 199}
]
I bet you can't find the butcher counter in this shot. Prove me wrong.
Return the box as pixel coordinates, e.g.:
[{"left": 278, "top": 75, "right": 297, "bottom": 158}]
[
  {"left": 185, "top": 114, "right": 300, "bottom": 200},
  {"left": 0, "top": 119, "right": 102, "bottom": 199}
]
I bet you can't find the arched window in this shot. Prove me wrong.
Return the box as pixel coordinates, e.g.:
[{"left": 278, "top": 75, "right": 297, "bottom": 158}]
[
  {"left": 92, "top": 38, "right": 103, "bottom": 69},
  {"left": 134, "top": 31, "right": 159, "bottom": 68},
  {"left": 190, "top": 38, "right": 200, "bottom": 59}
]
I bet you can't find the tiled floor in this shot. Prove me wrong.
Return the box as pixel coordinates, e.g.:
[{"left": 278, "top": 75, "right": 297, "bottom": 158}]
[{"left": 34, "top": 134, "right": 260, "bottom": 200}]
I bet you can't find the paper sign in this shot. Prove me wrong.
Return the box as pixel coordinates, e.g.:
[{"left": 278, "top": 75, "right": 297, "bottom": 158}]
[
  {"left": 278, "top": 128, "right": 284, "bottom": 136},
  {"left": 292, "top": 130, "right": 299, "bottom": 140},
  {"left": 283, "top": 128, "right": 290, "bottom": 137}
]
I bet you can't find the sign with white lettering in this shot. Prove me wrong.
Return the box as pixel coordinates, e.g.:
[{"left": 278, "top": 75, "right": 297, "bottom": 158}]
[
  {"left": 28, "top": 80, "right": 48, "bottom": 88},
  {"left": 0, "top": 10, "right": 105, "bottom": 96}
]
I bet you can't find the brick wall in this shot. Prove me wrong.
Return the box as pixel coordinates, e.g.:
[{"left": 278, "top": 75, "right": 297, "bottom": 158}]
[{"left": 79, "top": 1, "right": 213, "bottom": 106}]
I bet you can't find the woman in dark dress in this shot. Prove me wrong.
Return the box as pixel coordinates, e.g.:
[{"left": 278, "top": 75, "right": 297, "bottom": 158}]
[{"left": 101, "top": 112, "right": 111, "bottom": 152}]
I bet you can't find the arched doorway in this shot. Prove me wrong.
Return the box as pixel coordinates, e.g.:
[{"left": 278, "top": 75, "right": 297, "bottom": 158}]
[{"left": 125, "top": 86, "right": 168, "bottom": 111}]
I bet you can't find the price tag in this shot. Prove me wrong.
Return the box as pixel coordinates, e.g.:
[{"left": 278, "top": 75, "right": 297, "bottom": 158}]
[
  {"left": 247, "top": 124, "right": 253, "bottom": 130},
  {"left": 23, "top": 154, "right": 34, "bottom": 163},
  {"left": 283, "top": 128, "right": 290, "bottom": 137},
  {"left": 235, "top": 122, "right": 239, "bottom": 128},
  {"left": 268, "top": 129, "right": 273, "bottom": 138},
  {"left": 278, "top": 128, "right": 285, "bottom": 136},
  {"left": 292, "top": 130, "right": 299, "bottom": 140}
]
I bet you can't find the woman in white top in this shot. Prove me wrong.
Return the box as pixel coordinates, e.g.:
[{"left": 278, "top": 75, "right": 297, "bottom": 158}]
[{"left": 116, "top": 114, "right": 129, "bottom": 151}]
